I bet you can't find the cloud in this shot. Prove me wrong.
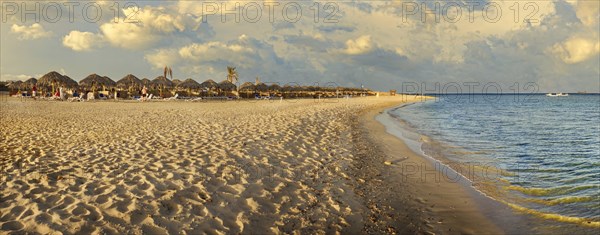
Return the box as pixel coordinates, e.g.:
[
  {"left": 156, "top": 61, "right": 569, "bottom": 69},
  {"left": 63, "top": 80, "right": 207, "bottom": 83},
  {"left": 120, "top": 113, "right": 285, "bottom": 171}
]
[
  {"left": 144, "top": 49, "right": 181, "bottom": 69},
  {"left": 100, "top": 22, "right": 159, "bottom": 50},
  {"left": 145, "top": 34, "right": 294, "bottom": 82},
  {"left": 0, "top": 73, "right": 40, "bottom": 81},
  {"left": 575, "top": 0, "right": 599, "bottom": 27},
  {"left": 343, "top": 35, "right": 373, "bottom": 55},
  {"left": 10, "top": 23, "right": 52, "bottom": 40},
  {"left": 99, "top": 5, "right": 201, "bottom": 50},
  {"left": 317, "top": 25, "right": 355, "bottom": 33},
  {"left": 62, "top": 31, "right": 105, "bottom": 51},
  {"left": 550, "top": 36, "right": 600, "bottom": 64}
]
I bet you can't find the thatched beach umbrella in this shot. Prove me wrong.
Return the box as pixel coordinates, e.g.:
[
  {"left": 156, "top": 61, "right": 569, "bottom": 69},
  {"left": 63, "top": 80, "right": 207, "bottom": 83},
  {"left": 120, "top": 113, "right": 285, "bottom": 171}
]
[
  {"left": 101, "top": 76, "right": 116, "bottom": 87},
  {"left": 152, "top": 76, "right": 173, "bottom": 97},
  {"left": 177, "top": 78, "right": 201, "bottom": 90},
  {"left": 268, "top": 84, "right": 281, "bottom": 92},
  {"left": 141, "top": 78, "right": 151, "bottom": 86},
  {"left": 62, "top": 75, "right": 79, "bottom": 89},
  {"left": 239, "top": 82, "right": 255, "bottom": 91},
  {"left": 176, "top": 78, "right": 201, "bottom": 96},
  {"left": 8, "top": 81, "right": 23, "bottom": 90},
  {"left": 80, "top": 74, "right": 114, "bottom": 91},
  {"left": 255, "top": 83, "right": 269, "bottom": 92},
  {"left": 199, "top": 79, "right": 218, "bottom": 96},
  {"left": 24, "top": 77, "right": 37, "bottom": 86},
  {"left": 116, "top": 74, "right": 142, "bottom": 90},
  {"left": 151, "top": 76, "right": 173, "bottom": 88},
  {"left": 218, "top": 80, "right": 237, "bottom": 91},
  {"left": 200, "top": 79, "right": 219, "bottom": 90},
  {"left": 282, "top": 85, "right": 296, "bottom": 91},
  {"left": 38, "top": 71, "right": 68, "bottom": 93},
  {"left": 172, "top": 79, "right": 182, "bottom": 86}
]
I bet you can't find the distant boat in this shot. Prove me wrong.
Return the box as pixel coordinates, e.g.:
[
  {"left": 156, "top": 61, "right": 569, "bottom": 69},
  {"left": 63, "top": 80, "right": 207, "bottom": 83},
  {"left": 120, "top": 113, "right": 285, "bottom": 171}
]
[{"left": 546, "top": 93, "right": 569, "bottom": 97}]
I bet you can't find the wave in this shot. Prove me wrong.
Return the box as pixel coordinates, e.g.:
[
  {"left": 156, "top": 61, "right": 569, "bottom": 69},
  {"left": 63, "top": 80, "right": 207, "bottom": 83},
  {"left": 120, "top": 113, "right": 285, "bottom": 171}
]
[
  {"left": 526, "top": 196, "right": 595, "bottom": 206},
  {"left": 506, "top": 185, "right": 597, "bottom": 197},
  {"left": 505, "top": 202, "right": 600, "bottom": 227}
]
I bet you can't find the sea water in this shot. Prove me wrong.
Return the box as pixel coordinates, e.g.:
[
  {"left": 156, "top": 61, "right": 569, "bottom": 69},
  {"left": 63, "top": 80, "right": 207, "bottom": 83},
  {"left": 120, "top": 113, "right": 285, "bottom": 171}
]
[{"left": 388, "top": 94, "right": 600, "bottom": 230}]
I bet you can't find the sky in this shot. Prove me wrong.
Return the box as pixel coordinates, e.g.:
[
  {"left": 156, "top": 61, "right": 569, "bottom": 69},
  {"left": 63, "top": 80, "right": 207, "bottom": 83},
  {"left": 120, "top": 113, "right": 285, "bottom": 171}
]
[{"left": 1, "top": 0, "right": 599, "bottom": 93}]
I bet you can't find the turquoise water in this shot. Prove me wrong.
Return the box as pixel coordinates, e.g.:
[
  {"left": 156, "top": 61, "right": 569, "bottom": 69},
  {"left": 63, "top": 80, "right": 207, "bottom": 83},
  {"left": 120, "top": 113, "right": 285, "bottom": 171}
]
[{"left": 391, "top": 94, "right": 600, "bottom": 227}]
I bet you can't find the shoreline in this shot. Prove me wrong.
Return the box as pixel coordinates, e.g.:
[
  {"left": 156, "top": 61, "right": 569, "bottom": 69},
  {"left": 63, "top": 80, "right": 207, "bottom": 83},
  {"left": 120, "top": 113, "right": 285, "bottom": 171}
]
[
  {"left": 357, "top": 97, "right": 513, "bottom": 234},
  {"left": 365, "top": 99, "right": 599, "bottom": 234}
]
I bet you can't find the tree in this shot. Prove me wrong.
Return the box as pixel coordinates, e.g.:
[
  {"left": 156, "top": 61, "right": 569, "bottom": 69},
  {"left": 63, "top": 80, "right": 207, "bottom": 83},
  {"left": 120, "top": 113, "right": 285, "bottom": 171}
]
[
  {"left": 164, "top": 66, "right": 173, "bottom": 80},
  {"left": 227, "top": 66, "right": 238, "bottom": 83}
]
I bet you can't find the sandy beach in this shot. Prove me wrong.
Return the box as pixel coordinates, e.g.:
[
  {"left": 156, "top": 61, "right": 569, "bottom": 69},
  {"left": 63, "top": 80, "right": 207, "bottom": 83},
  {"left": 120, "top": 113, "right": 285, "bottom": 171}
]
[{"left": 1, "top": 95, "right": 505, "bottom": 234}]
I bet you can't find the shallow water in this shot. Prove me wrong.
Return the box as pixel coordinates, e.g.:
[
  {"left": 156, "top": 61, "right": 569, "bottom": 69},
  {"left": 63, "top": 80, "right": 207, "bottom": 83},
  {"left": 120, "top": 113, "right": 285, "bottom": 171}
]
[{"left": 390, "top": 94, "right": 600, "bottom": 230}]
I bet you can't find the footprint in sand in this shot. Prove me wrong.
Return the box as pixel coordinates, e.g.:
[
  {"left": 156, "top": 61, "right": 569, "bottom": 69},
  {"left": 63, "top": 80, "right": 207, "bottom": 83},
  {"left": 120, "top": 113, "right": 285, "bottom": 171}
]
[
  {"left": 72, "top": 204, "right": 90, "bottom": 216},
  {"left": 159, "top": 200, "right": 182, "bottom": 217},
  {"left": 95, "top": 194, "right": 111, "bottom": 205},
  {"left": 34, "top": 212, "right": 54, "bottom": 224},
  {"left": 54, "top": 195, "right": 77, "bottom": 210},
  {"left": 9, "top": 205, "right": 27, "bottom": 220},
  {"left": 1, "top": 221, "right": 25, "bottom": 231},
  {"left": 142, "top": 224, "right": 168, "bottom": 235},
  {"left": 129, "top": 209, "right": 150, "bottom": 225},
  {"left": 83, "top": 205, "right": 103, "bottom": 222},
  {"left": 44, "top": 194, "right": 62, "bottom": 206},
  {"left": 115, "top": 197, "right": 135, "bottom": 213}
]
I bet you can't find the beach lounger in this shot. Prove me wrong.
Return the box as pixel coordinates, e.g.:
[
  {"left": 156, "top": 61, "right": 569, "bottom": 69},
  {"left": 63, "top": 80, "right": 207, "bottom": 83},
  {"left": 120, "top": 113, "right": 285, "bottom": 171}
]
[
  {"left": 20, "top": 92, "right": 32, "bottom": 99},
  {"left": 138, "top": 94, "right": 153, "bottom": 101},
  {"left": 87, "top": 92, "right": 95, "bottom": 101},
  {"left": 69, "top": 93, "right": 85, "bottom": 102},
  {"left": 188, "top": 97, "right": 203, "bottom": 102},
  {"left": 164, "top": 93, "right": 179, "bottom": 101}
]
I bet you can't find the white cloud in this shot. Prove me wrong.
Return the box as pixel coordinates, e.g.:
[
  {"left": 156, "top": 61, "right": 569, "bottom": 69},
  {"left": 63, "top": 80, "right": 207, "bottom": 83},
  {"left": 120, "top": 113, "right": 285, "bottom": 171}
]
[
  {"left": 178, "top": 39, "right": 254, "bottom": 62},
  {"left": 0, "top": 74, "right": 38, "bottom": 81},
  {"left": 10, "top": 23, "right": 52, "bottom": 40},
  {"left": 99, "top": 5, "right": 200, "bottom": 50},
  {"left": 343, "top": 35, "right": 373, "bottom": 55},
  {"left": 550, "top": 36, "right": 600, "bottom": 64},
  {"left": 100, "top": 22, "right": 159, "bottom": 50},
  {"left": 62, "top": 31, "right": 105, "bottom": 51},
  {"left": 144, "top": 49, "right": 180, "bottom": 69}
]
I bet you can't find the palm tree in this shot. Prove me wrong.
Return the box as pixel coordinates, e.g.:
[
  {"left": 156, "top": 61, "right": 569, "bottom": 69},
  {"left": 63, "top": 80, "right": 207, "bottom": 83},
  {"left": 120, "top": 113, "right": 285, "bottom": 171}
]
[
  {"left": 226, "top": 66, "right": 238, "bottom": 83},
  {"left": 163, "top": 66, "right": 173, "bottom": 80}
]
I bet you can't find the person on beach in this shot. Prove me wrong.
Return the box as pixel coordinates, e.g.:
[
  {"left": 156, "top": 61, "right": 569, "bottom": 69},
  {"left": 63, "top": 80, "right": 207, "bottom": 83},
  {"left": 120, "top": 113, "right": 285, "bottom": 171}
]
[
  {"left": 32, "top": 85, "right": 37, "bottom": 99},
  {"left": 59, "top": 86, "right": 65, "bottom": 100},
  {"left": 112, "top": 88, "right": 118, "bottom": 101},
  {"left": 142, "top": 86, "right": 148, "bottom": 101}
]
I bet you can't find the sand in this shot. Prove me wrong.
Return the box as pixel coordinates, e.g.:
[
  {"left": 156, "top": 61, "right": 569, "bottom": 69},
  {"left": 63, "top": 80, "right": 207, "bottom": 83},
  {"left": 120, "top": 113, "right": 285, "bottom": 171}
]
[{"left": 0, "top": 95, "right": 502, "bottom": 234}]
